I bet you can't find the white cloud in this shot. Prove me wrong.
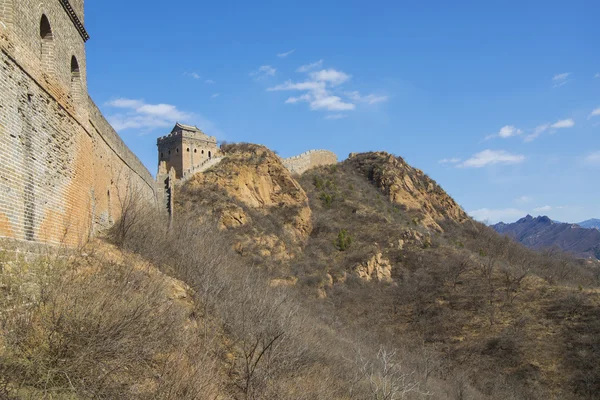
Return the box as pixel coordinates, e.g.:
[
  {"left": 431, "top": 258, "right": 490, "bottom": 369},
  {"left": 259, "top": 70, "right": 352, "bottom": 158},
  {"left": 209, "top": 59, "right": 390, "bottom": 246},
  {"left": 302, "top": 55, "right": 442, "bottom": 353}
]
[
  {"left": 589, "top": 108, "right": 600, "bottom": 118},
  {"left": 551, "top": 118, "right": 574, "bottom": 128},
  {"left": 469, "top": 208, "right": 526, "bottom": 224},
  {"left": 184, "top": 72, "right": 201, "bottom": 79},
  {"left": 205, "top": 79, "right": 215, "bottom": 84},
  {"left": 524, "top": 123, "right": 550, "bottom": 142},
  {"left": 310, "top": 95, "right": 355, "bottom": 111},
  {"left": 515, "top": 196, "right": 532, "bottom": 204},
  {"left": 325, "top": 114, "right": 348, "bottom": 120},
  {"left": 105, "top": 98, "right": 195, "bottom": 133},
  {"left": 438, "top": 158, "right": 461, "bottom": 164},
  {"left": 285, "top": 94, "right": 311, "bottom": 104},
  {"left": 309, "top": 69, "right": 351, "bottom": 86},
  {"left": 211, "top": 93, "right": 220, "bottom": 98},
  {"left": 552, "top": 72, "right": 571, "bottom": 87},
  {"left": 346, "top": 91, "right": 389, "bottom": 105},
  {"left": 584, "top": 151, "right": 600, "bottom": 165},
  {"left": 250, "top": 65, "right": 276, "bottom": 79},
  {"left": 267, "top": 68, "right": 355, "bottom": 112},
  {"left": 268, "top": 80, "right": 326, "bottom": 92},
  {"left": 459, "top": 149, "right": 525, "bottom": 168},
  {"left": 277, "top": 49, "right": 296, "bottom": 58},
  {"left": 533, "top": 205, "right": 552, "bottom": 212},
  {"left": 296, "top": 60, "right": 323, "bottom": 72},
  {"left": 485, "top": 125, "right": 523, "bottom": 140},
  {"left": 595, "top": 73, "right": 600, "bottom": 79}
]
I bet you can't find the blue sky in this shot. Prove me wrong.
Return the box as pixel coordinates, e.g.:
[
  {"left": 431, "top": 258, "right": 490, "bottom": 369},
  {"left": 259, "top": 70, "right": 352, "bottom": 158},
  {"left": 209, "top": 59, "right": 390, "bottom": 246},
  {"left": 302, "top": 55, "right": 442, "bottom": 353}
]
[{"left": 85, "top": 0, "right": 600, "bottom": 224}]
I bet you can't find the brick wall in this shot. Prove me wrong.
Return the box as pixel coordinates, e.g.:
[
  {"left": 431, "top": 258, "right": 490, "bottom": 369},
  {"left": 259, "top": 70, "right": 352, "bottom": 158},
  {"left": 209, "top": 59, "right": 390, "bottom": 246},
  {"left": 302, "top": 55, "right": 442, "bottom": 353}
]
[
  {"left": 0, "top": 0, "right": 156, "bottom": 247},
  {"left": 281, "top": 150, "right": 338, "bottom": 174}
]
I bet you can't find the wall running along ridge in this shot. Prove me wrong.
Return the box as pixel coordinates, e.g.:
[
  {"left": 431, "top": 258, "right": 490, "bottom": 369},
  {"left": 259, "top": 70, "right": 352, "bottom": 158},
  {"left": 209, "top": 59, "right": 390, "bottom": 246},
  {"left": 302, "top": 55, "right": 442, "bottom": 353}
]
[
  {"left": 281, "top": 149, "right": 338, "bottom": 174},
  {"left": 0, "top": 0, "right": 157, "bottom": 247}
]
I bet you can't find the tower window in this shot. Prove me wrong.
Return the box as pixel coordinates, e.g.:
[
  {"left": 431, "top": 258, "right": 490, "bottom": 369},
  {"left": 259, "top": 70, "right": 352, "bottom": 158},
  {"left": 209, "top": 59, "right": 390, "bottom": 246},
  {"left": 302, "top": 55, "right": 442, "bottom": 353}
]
[
  {"left": 161, "top": 152, "right": 164, "bottom": 158},
  {"left": 40, "top": 15, "right": 55, "bottom": 74},
  {"left": 40, "top": 15, "right": 52, "bottom": 40},
  {"left": 201, "top": 150, "right": 204, "bottom": 155},
  {"left": 194, "top": 149, "right": 197, "bottom": 153},
  {"left": 187, "top": 148, "right": 190, "bottom": 152},
  {"left": 176, "top": 148, "right": 179, "bottom": 153},
  {"left": 70, "top": 56, "right": 81, "bottom": 101}
]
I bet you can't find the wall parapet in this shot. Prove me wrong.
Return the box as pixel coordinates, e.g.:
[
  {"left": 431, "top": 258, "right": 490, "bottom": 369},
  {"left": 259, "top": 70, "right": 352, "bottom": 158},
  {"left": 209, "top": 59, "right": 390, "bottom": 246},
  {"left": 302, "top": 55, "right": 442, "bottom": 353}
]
[{"left": 281, "top": 149, "right": 338, "bottom": 174}]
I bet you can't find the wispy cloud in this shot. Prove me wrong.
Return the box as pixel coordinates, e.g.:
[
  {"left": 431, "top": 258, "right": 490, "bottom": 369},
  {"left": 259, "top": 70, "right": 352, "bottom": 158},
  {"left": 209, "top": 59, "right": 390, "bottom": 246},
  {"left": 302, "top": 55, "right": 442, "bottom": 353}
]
[
  {"left": 589, "top": 107, "right": 600, "bottom": 119},
  {"left": 515, "top": 196, "right": 532, "bottom": 204},
  {"left": 277, "top": 49, "right": 296, "bottom": 58},
  {"left": 346, "top": 91, "right": 389, "bottom": 105},
  {"left": 309, "top": 69, "right": 351, "bottom": 86},
  {"left": 438, "top": 158, "right": 461, "bottom": 164},
  {"left": 459, "top": 149, "right": 525, "bottom": 168},
  {"left": 584, "top": 151, "right": 600, "bottom": 165},
  {"left": 325, "top": 114, "right": 348, "bottom": 120},
  {"left": 552, "top": 72, "right": 571, "bottom": 87},
  {"left": 595, "top": 73, "right": 600, "bottom": 79},
  {"left": 268, "top": 68, "right": 355, "bottom": 111},
  {"left": 296, "top": 60, "right": 323, "bottom": 73},
  {"left": 205, "top": 79, "right": 215, "bottom": 84},
  {"left": 524, "top": 123, "right": 550, "bottom": 142},
  {"left": 469, "top": 208, "right": 526, "bottom": 224},
  {"left": 551, "top": 118, "right": 575, "bottom": 128},
  {"left": 105, "top": 98, "right": 194, "bottom": 133},
  {"left": 184, "top": 72, "right": 201, "bottom": 79},
  {"left": 486, "top": 125, "right": 523, "bottom": 140},
  {"left": 211, "top": 93, "right": 220, "bottom": 98},
  {"left": 523, "top": 119, "right": 574, "bottom": 142},
  {"left": 250, "top": 65, "right": 276, "bottom": 80},
  {"left": 533, "top": 205, "right": 552, "bottom": 212}
]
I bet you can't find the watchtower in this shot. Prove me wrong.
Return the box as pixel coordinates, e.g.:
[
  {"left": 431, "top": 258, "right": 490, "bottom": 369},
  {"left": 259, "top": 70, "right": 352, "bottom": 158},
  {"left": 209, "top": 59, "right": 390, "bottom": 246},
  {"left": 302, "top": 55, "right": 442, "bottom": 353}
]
[{"left": 157, "top": 123, "right": 219, "bottom": 179}]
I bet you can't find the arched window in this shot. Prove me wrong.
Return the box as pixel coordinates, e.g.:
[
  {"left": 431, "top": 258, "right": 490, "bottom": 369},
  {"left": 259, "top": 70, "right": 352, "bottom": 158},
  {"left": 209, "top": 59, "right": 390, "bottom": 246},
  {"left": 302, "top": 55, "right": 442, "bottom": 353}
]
[
  {"left": 70, "top": 56, "right": 82, "bottom": 102},
  {"left": 201, "top": 149, "right": 204, "bottom": 155},
  {"left": 194, "top": 149, "right": 197, "bottom": 153},
  {"left": 208, "top": 151, "right": 212, "bottom": 158},
  {"left": 160, "top": 152, "right": 164, "bottom": 158},
  {"left": 186, "top": 147, "right": 190, "bottom": 152},
  {"left": 39, "top": 15, "right": 55, "bottom": 74}
]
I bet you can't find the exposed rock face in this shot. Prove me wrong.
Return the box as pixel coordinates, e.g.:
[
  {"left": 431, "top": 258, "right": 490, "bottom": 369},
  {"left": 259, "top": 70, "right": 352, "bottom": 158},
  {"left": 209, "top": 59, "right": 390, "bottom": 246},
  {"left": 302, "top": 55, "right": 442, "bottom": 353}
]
[
  {"left": 181, "top": 144, "right": 312, "bottom": 259},
  {"left": 346, "top": 152, "right": 469, "bottom": 232},
  {"left": 355, "top": 253, "right": 393, "bottom": 282}
]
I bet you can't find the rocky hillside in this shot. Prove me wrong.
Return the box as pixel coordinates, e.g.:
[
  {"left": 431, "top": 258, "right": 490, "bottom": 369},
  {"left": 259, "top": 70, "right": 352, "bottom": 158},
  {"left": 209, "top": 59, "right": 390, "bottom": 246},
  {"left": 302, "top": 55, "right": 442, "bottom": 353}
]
[
  {"left": 493, "top": 215, "right": 600, "bottom": 259},
  {"left": 171, "top": 144, "right": 600, "bottom": 399}
]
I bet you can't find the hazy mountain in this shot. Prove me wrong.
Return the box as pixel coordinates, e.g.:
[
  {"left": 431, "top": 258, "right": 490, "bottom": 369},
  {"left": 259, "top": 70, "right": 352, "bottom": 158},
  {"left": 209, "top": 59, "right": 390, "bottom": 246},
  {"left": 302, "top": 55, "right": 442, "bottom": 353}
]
[
  {"left": 577, "top": 218, "right": 600, "bottom": 230},
  {"left": 493, "top": 215, "right": 600, "bottom": 259}
]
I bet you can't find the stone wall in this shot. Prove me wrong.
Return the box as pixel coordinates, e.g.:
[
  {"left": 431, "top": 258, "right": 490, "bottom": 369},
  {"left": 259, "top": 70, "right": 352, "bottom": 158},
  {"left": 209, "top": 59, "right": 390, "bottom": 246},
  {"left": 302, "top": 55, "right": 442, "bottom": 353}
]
[
  {"left": 281, "top": 150, "right": 338, "bottom": 174},
  {"left": 0, "top": 0, "right": 156, "bottom": 247}
]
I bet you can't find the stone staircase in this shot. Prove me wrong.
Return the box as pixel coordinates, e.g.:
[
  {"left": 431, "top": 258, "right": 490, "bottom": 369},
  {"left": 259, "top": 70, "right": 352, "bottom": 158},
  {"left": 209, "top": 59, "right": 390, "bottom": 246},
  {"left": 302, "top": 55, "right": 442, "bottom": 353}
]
[{"left": 181, "top": 157, "right": 224, "bottom": 181}]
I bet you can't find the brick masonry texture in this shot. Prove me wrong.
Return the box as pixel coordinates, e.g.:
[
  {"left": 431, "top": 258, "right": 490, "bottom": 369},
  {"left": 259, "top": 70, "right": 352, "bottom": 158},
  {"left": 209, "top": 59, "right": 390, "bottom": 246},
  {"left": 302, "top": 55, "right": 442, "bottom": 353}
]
[
  {"left": 281, "top": 150, "right": 338, "bottom": 174},
  {"left": 0, "top": 0, "right": 157, "bottom": 247}
]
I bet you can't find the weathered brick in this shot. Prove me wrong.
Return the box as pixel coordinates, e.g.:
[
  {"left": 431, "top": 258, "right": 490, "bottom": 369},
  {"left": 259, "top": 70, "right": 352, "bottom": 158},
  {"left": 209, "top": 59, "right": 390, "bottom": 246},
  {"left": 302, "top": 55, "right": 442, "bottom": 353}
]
[{"left": 0, "top": 0, "right": 157, "bottom": 247}]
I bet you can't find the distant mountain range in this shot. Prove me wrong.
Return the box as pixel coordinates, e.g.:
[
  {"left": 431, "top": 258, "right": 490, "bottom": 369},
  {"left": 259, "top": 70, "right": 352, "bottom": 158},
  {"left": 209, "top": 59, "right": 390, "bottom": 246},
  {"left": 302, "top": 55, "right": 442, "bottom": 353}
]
[
  {"left": 492, "top": 215, "right": 600, "bottom": 260},
  {"left": 577, "top": 218, "right": 600, "bottom": 230}
]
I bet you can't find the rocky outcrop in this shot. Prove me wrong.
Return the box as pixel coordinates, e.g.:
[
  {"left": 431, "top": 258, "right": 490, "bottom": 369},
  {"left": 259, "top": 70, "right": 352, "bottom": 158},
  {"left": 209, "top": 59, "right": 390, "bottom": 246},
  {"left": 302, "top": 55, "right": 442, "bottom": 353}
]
[
  {"left": 181, "top": 144, "right": 312, "bottom": 260},
  {"left": 355, "top": 253, "right": 393, "bottom": 282},
  {"left": 346, "top": 152, "right": 469, "bottom": 232}
]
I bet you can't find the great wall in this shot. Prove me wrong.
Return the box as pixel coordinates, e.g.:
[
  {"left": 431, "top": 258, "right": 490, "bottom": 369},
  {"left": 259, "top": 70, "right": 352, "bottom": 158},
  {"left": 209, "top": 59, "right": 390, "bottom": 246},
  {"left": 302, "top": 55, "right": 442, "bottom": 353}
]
[{"left": 0, "top": 0, "right": 338, "bottom": 248}]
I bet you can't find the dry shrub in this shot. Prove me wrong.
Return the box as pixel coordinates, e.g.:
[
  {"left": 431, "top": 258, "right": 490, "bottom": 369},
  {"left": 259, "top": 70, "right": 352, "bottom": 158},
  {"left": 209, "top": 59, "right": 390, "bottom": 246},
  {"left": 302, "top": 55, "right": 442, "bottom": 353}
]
[{"left": 0, "top": 251, "right": 220, "bottom": 399}]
